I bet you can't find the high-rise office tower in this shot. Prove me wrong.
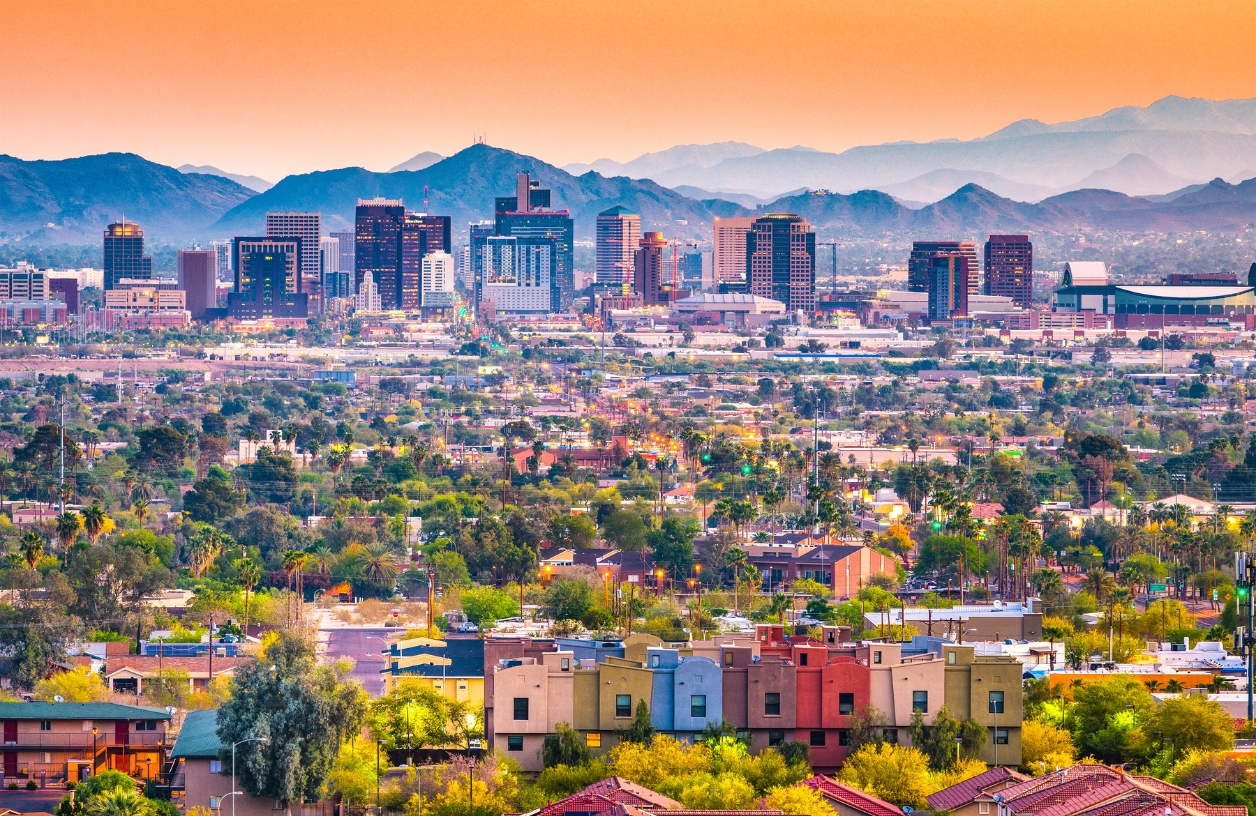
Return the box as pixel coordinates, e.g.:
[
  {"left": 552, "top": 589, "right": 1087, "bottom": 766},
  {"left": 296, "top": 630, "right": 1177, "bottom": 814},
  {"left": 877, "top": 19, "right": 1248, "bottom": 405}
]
[
  {"left": 178, "top": 249, "right": 218, "bottom": 320},
  {"left": 399, "top": 214, "right": 451, "bottom": 309},
  {"left": 984, "top": 234, "right": 1033, "bottom": 309},
  {"left": 354, "top": 199, "right": 405, "bottom": 309},
  {"left": 468, "top": 221, "right": 495, "bottom": 308},
  {"left": 494, "top": 173, "right": 573, "bottom": 311},
  {"left": 634, "top": 232, "right": 668, "bottom": 305},
  {"left": 713, "top": 216, "right": 755, "bottom": 285},
  {"left": 596, "top": 206, "right": 641, "bottom": 289},
  {"left": 228, "top": 238, "right": 307, "bottom": 320},
  {"left": 103, "top": 221, "right": 152, "bottom": 290},
  {"left": 211, "top": 241, "right": 233, "bottom": 283},
  {"left": 266, "top": 212, "right": 322, "bottom": 313},
  {"left": 481, "top": 236, "right": 550, "bottom": 314},
  {"left": 329, "top": 230, "right": 355, "bottom": 280},
  {"left": 746, "top": 214, "right": 816, "bottom": 312},
  {"left": 321, "top": 236, "right": 353, "bottom": 300},
  {"left": 927, "top": 254, "right": 969, "bottom": 320},
  {"left": 909, "top": 241, "right": 979, "bottom": 294},
  {"left": 421, "top": 252, "right": 456, "bottom": 308}
]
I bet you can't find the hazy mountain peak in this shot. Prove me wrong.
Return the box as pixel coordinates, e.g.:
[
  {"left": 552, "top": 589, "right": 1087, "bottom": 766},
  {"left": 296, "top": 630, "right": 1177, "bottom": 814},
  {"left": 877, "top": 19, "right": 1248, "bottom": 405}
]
[
  {"left": 563, "top": 141, "right": 765, "bottom": 178},
  {"left": 389, "top": 151, "right": 444, "bottom": 173},
  {"left": 1062, "top": 153, "right": 1198, "bottom": 197},
  {"left": 178, "top": 163, "right": 272, "bottom": 192}
]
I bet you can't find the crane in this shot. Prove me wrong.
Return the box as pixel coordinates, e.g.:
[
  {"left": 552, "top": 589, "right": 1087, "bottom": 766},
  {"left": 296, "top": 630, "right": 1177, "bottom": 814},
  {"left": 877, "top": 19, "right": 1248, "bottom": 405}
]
[
  {"left": 668, "top": 238, "right": 699, "bottom": 301},
  {"left": 817, "top": 240, "right": 841, "bottom": 294}
]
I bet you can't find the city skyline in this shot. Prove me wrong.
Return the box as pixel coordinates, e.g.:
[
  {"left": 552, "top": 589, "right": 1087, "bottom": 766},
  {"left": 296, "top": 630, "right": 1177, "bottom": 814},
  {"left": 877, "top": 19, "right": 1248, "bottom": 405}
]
[{"left": 4, "top": 1, "right": 1256, "bottom": 180}]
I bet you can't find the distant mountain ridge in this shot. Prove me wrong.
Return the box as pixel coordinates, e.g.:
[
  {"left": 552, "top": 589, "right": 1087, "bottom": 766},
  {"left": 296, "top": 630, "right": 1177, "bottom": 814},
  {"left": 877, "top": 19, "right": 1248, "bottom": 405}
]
[
  {"left": 564, "top": 142, "right": 765, "bottom": 179},
  {"left": 178, "top": 164, "right": 274, "bottom": 193}
]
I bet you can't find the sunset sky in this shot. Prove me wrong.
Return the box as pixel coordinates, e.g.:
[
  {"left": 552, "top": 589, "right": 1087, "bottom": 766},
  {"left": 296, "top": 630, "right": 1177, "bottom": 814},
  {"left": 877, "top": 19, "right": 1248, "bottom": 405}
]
[{"left": 3, "top": 0, "right": 1256, "bottom": 181}]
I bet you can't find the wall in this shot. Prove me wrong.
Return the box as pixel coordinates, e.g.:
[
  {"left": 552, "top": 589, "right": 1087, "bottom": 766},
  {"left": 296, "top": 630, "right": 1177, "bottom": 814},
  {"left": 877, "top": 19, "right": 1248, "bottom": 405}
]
[{"left": 181, "top": 758, "right": 279, "bottom": 816}]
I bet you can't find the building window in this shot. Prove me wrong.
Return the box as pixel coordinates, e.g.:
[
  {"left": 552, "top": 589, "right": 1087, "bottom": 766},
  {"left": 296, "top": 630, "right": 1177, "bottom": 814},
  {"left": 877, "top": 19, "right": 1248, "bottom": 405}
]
[
  {"left": 507, "top": 736, "right": 523, "bottom": 752},
  {"left": 135, "top": 720, "right": 158, "bottom": 731},
  {"left": 616, "top": 694, "right": 632, "bottom": 717},
  {"left": 995, "top": 729, "right": 1009, "bottom": 745},
  {"left": 560, "top": 658, "right": 570, "bottom": 671},
  {"left": 724, "top": 652, "right": 733, "bottom": 666},
  {"left": 839, "top": 693, "right": 854, "bottom": 715},
  {"left": 691, "top": 695, "right": 707, "bottom": 718},
  {"left": 883, "top": 729, "right": 898, "bottom": 744},
  {"left": 947, "top": 650, "right": 957, "bottom": 665},
  {"left": 768, "top": 730, "right": 784, "bottom": 746},
  {"left": 40, "top": 752, "right": 51, "bottom": 764},
  {"left": 737, "top": 730, "right": 751, "bottom": 743},
  {"left": 912, "top": 691, "right": 928, "bottom": 713},
  {"left": 873, "top": 651, "right": 882, "bottom": 664},
  {"left": 810, "top": 731, "right": 825, "bottom": 747},
  {"left": 39, "top": 720, "right": 51, "bottom": 731},
  {"left": 799, "top": 652, "right": 808, "bottom": 666},
  {"left": 765, "top": 693, "right": 781, "bottom": 716},
  {"left": 989, "top": 691, "right": 1005, "bottom": 715},
  {"left": 210, "top": 798, "right": 221, "bottom": 810},
  {"left": 980, "top": 804, "right": 991, "bottom": 815},
  {"left": 513, "top": 698, "right": 529, "bottom": 720},
  {"left": 651, "top": 654, "right": 660, "bottom": 668},
  {"left": 209, "top": 760, "right": 223, "bottom": 773},
  {"left": 838, "top": 730, "right": 851, "bottom": 746},
  {"left": 586, "top": 732, "right": 601, "bottom": 748}
]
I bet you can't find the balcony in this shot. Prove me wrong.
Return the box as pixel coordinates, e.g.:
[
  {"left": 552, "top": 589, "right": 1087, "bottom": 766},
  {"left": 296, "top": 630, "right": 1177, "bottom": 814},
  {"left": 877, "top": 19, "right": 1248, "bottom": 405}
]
[{"left": 1, "top": 732, "right": 166, "bottom": 749}]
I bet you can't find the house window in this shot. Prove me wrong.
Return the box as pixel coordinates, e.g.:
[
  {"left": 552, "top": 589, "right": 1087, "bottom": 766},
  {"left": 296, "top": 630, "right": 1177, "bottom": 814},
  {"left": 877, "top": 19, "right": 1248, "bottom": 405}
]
[
  {"left": 209, "top": 798, "right": 221, "bottom": 809},
  {"left": 810, "top": 731, "right": 825, "bottom": 747},
  {"left": 39, "top": 720, "right": 51, "bottom": 731},
  {"left": 651, "top": 654, "right": 660, "bottom": 668},
  {"left": 513, "top": 698, "right": 529, "bottom": 720},
  {"left": 691, "top": 695, "right": 707, "bottom": 718},
  {"left": 882, "top": 729, "right": 898, "bottom": 744},
  {"left": 765, "top": 693, "right": 781, "bottom": 715},
  {"left": 873, "top": 651, "right": 882, "bottom": 664},
  {"left": 616, "top": 695, "right": 632, "bottom": 717},
  {"left": 560, "top": 658, "right": 570, "bottom": 671},
  {"left": 980, "top": 804, "right": 991, "bottom": 815},
  {"left": 507, "top": 736, "right": 523, "bottom": 752},
  {"left": 799, "top": 653, "right": 808, "bottom": 666},
  {"left": 136, "top": 720, "right": 158, "bottom": 731},
  {"left": 995, "top": 729, "right": 1009, "bottom": 745},
  {"left": 989, "top": 691, "right": 1005, "bottom": 714},
  {"left": 209, "top": 760, "right": 223, "bottom": 773},
  {"left": 768, "top": 730, "right": 784, "bottom": 746},
  {"left": 586, "top": 732, "right": 601, "bottom": 748},
  {"left": 912, "top": 691, "right": 928, "bottom": 713},
  {"left": 838, "top": 730, "right": 851, "bottom": 746},
  {"left": 40, "top": 752, "right": 51, "bottom": 764},
  {"left": 947, "top": 650, "right": 957, "bottom": 665},
  {"left": 839, "top": 693, "right": 854, "bottom": 715},
  {"left": 724, "top": 652, "right": 733, "bottom": 666}
]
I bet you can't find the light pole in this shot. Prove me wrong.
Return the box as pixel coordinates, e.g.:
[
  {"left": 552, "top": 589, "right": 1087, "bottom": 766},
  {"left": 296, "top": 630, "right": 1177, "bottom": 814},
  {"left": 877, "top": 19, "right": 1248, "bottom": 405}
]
[
  {"left": 232, "top": 737, "right": 268, "bottom": 816},
  {"left": 91, "top": 727, "right": 97, "bottom": 774},
  {"left": 376, "top": 739, "right": 384, "bottom": 815},
  {"left": 465, "top": 713, "right": 479, "bottom": 816}
]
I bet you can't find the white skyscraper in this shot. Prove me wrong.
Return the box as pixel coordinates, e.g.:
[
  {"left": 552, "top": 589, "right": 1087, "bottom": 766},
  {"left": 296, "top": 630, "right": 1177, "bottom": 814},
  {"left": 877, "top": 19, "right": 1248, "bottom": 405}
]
[
  {"left": 421, "top": 251, "right": 456, "bottom": 307},
  {"left": 355, "top": 273, "right": 381, "bottom": 312},
  {"left": 713, "top": 216, "right": 755, "bottom": 284},
  {"left": 266, "top": 212, "right": 322, "bottom": 312},
  {"left": 211, "top": 241, "right": 233, "bottom": 283}
]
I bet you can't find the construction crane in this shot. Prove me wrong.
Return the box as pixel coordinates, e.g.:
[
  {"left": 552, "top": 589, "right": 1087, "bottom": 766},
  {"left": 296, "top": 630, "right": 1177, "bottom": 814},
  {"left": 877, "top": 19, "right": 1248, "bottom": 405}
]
[
  {"left": 668, "top": 238, "right": 699, "bottom": 300},
  {"left": 818, "top": 240, "right": 841, "bottom": 294}
]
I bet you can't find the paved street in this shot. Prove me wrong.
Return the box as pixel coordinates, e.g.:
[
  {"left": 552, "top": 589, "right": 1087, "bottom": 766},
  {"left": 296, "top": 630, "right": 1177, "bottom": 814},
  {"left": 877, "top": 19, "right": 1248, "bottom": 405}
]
[
  {"left": 322, "top": 627, "right": 392, "bottom": 697},
  {"left": 0, "top": 790, "right": 70, "bottom": 811}
]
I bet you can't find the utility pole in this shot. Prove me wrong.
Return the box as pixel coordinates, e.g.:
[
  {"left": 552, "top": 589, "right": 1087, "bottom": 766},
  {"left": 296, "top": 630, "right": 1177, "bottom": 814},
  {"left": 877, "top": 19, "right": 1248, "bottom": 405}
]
[
  {"left": 1238, "top": 552, "right": 1254, "bottom": 723},
  {"left": 58, "top": 400, "right": 65, "bottom": 515}
]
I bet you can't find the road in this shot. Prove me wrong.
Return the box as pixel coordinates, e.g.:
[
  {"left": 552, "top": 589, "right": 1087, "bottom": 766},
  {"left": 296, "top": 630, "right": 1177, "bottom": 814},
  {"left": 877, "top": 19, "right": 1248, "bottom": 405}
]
[
  {"left": 0, "top": 790, "right": 69, "bottom": 811},
  {"left": 321, "top": 627, "right": 392, "bottom": 697}
]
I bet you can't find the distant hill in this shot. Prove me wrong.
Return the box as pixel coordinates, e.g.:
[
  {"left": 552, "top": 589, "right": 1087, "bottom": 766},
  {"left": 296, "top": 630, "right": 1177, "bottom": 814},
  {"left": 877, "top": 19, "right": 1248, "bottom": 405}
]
[
  {"left": 178, "top": 164, "right": 274, "bottom": 193},
  {"left": 564, "top": 142, "right": 765, "bottom": 178},
  {"left": 211, "top": 144, "right": 748, "bottom": 240},
  {"left": 879, "top": 169, "right": 1056, "bottom": 204},
  {"left": 0, "top": 153, "right": 255, "bottom": 242},
  {"left": 1062, "top": 153, "right": 1199, "bottom": 197},
  {"left": 388, "top": 152, "right": 444, "bottom": 173}
]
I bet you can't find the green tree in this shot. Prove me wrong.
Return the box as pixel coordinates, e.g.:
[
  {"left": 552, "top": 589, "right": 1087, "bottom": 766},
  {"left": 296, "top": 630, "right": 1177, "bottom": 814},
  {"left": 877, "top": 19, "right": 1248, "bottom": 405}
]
[
  {"left": 216, "top": 630, "right": 368, "bottom": 806},
  {"left": 908, "top": 706, "right": 986, "bottom": 770},
  {"left": 237, "top": 449, "right": 298, "bottom": 504},
  {"left": 543, "top": 579, "right": 596, "bottom": 622},
  {"left": 615, "top": 700, "right": 656, "bottom": 745},
  {"left": 183, "top": 473, "right": 246, "bottom": 524},
  {"left": 549, "top": 514, "right": 597, "bottom": 550},
  {"left": 602, "top": 511, "right": 648, "bottom": 552},
  {"left": 542, "top": 722, "right": 593, "bottom": 767},
  {"left": 131, "top": 425, "right": 189, "bottom": 474},
  {"left": 649, "top": 517, "right": 698, "bottom": 575},
  {"left": 1067, "top": 675, "right": 1155, "bottom": 764},
  {"left": 460, "top": 587, "right": 520, "bottom": 626},
  {"left": 1143, "top": 693, "right": 1235, "bottom": 761}
]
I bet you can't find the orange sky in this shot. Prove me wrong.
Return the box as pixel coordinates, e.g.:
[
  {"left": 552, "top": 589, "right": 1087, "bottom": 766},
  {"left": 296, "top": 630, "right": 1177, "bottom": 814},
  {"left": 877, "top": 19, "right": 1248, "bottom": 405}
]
[{"left": 3, "top": 0, "right": 1256, "bottom": 181}]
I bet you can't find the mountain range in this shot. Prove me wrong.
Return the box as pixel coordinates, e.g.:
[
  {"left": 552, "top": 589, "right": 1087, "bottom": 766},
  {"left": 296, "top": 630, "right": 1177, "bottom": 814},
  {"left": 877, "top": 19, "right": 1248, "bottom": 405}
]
[
  {"left": 177, "top": 164, "right": 274, "bottom": 193},
  {"left": 7, "top": 95, "right": 1256, "bottom": 245}
]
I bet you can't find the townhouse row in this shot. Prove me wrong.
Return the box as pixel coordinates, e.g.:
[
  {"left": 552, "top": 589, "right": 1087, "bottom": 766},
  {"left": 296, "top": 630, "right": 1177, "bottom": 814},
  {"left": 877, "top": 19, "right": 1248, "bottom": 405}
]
[{"left": 475, "top": 625, "right": 1023, "bottom": 773}]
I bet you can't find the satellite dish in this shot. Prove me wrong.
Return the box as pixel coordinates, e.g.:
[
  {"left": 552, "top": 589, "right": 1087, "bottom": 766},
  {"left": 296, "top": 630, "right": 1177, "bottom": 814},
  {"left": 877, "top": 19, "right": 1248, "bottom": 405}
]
[
  {"left": 903, "top": 808, "right": 915, "bottom": 814},
  {"left": 53, "top": 696, "right": 64, "bottom": 703}
]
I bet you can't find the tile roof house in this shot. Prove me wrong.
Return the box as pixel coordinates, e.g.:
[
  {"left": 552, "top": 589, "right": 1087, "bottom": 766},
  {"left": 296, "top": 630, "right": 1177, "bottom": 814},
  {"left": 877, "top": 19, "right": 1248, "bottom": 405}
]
[
  {"left": 525, "top": 777, "right": 785, "bottom": 816},
  {"left": 927, "top": 765, "right": 1030, "bottom": 815},
  {"left": 986, "top": 765, "right": 1246, "bottom": 816},
  {"left": 800, "top": 775, "right": 902, "bottom": 816}
]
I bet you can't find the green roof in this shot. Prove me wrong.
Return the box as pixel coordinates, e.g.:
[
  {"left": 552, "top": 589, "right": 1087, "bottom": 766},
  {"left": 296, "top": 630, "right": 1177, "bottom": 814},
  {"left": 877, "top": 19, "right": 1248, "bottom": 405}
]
[
  {"left": 170, "top": 709, "right": 223, "bottom": 759},
  {"left": 0, "top": 702, "right": 172, "bottom": 721}
]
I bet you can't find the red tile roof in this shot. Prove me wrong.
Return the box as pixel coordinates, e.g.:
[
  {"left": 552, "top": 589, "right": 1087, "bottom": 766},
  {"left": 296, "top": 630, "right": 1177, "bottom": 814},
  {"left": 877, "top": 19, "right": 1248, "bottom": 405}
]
[
  {"left": 927, "top": 766, "right": 1028, "bottom": 811},
  {"left": 801, "top": 775, "right": 901, "bottom": 816},
  {"left": 105, "top": 656, "right": 254, "bottom": 675},
  {"left": 532, "top": 777, "right": 682, "bottom": 816}
]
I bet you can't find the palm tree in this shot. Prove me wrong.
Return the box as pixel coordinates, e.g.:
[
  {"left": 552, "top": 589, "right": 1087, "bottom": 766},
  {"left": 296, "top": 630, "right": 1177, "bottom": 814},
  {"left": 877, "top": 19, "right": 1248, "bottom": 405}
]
[
  {"left": 237, "top": 557, "right": 261, "bottom": 633},
  {"left": 85, "top": 789, "right": 150, "bottom": 816},
  {"left": 13, "top": 462, "right": 36, "bottom": 502},
  {"left": 189, "top": 527, "right": 224, "bottom": 577},
  {"left": 363, "top": 542, "right": 399, "bottom": 588},
  {"left": 18, "top": 531, "right": 42, "bottom": 569},
  {"left": 767, "top": 593, "right": 791, "bottom": 626},
  {"left": 55, "top": 511, "right": 81, "bottom": 554},
  {"left": 120, "top": 469, "right": 137, "bottom": 510},
  {"left": 132, "top": 497, "right": 150, "bottom": 524},
  {"left": 726, "top": 547, "right": 748, "bottom": 613},
  {"left": 1084, "top": 568, "right": 1117, "bottom": 603},
  {"left": 80, "top": 502, "right": 108, "bottom": 545},
  {"left": 244, "top": 428, "right": 261, "bottom": 460}
]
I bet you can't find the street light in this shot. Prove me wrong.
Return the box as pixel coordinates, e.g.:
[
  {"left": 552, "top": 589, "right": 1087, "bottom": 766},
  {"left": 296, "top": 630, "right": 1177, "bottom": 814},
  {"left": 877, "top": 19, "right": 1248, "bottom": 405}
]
[
  {"left": 466, "top": 713, "right": 479, "bottom": 816},
  {"left": 91, "top": 727, "right": 98, "bottom": 774},
  {"left": 231, "top": 737, "right": 268, "bottom": 816}
]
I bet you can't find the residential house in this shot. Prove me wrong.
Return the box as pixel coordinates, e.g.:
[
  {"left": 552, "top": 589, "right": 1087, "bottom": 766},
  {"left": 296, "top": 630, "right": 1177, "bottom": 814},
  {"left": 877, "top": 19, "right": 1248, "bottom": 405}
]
[
  {"left": 800, "top": 776, "right": 903, "bottom": 816},
  {"left": 379, "top": 636, "right": 484, "bottom": 699},
  {"left": 925, "top": 766, "right": 1029, "bottom": 816},
  {"left": 0, "top": 701, "right": 172, "bottom": 784},
  {"left": 170, "top": 709, "right": 280, "bottom": 816}
]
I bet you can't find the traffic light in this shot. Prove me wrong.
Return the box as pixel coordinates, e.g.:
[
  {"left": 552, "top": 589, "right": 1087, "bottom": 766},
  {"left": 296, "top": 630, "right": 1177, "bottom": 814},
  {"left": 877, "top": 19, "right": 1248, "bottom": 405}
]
[
  {"left": 701, "top": 453, "right": 711, "bottom": 463},
  {"left": 1239, "top": 585, "right": 1249, "bottom": 600},
  {"left": 931, "top": 520, "right": 942, "bottom": 531},
  {"left": 741, "top": 464, "right": 752, "bottom": 475}
]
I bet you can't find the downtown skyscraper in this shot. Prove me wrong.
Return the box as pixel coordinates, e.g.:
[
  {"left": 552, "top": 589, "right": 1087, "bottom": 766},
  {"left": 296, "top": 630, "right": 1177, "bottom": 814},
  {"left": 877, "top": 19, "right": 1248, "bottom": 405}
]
[
  {"left": 984, "top": 234, "right": 1034, "bottom": 309},
  {"left": 267, "top": 212, "right": 322, "bottom": 313},
  {"left": 103, "top": 220, "right": 152, "bottom": 290},
  {"left": 596, "top": 205, "right": 640, "bottom": 289},
  {"left": 745, "top": 213, "right": 815, "bottom": 312},
  {"left": 494, "top": 172, "right": 574, "bottom": 311}
]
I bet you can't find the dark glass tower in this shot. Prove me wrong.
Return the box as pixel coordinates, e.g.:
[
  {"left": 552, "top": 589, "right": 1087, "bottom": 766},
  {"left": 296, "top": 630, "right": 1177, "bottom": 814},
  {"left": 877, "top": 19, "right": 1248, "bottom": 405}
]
[
  {"left": 984, "top": 234, "right": 1033, "bottom": 309},
  {"left": 400, "top": 214, "right": 451, "bottom": 310},
  {"left": 494, "top": 173, "right": 574, "bottom": 311},
  {"left": 354, "top": 199, "right": 405, "bottom": 309},
  {"left": 103, "top": 220, "right": 152, "bottom": 290},
  {"left": 745, "top": 213, "right": 815, "bottom": 312},
  {"left": 228, "top": 238, "right": 308, "bottom": 320}
]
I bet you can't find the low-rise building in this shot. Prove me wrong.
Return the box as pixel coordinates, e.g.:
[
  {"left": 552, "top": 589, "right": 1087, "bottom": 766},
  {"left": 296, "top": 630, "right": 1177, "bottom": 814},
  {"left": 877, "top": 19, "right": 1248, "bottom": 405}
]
[
  {"left": 170, "top": 709, "right": 281, "bottom": 816},
  {"left": 0, "top": 701, "right": 172, "bottom": 784}
]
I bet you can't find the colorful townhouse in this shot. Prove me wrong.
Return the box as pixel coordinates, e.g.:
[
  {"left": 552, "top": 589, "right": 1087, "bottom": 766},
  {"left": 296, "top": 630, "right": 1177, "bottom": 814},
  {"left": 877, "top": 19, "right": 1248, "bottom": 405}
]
[
  {"left": 379, "top": 635, "right": 485, "bottom": 701},
  {"left": 486, "top": 626, "right": 1024, "bottom": 773}
]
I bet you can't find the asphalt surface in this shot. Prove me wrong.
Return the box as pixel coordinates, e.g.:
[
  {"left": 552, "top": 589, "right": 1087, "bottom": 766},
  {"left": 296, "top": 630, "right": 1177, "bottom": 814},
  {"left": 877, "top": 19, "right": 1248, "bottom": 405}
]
[
  {"left": 0, "top": 790, "right": 70, "bottom": 812},
  {"left": 323, "top": 627, "right": 391, "bottom": 697}
]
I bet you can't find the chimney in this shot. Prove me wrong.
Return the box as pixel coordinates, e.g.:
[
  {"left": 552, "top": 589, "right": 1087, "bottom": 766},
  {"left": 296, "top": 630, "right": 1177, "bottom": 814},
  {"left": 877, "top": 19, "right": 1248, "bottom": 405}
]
[{"left": 516, "top": 172, "right": 531, "bottom": 213}]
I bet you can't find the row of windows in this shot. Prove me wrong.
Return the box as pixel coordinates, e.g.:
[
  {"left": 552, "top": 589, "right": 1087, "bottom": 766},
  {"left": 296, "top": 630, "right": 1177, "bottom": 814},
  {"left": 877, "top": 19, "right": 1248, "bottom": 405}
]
[
  {"left": 503, "top": 727, "right": 1007, "bottom": 752},
  {"left": 1116, "top": 302, "right": 1252, "bottom": 315},
  {"left": 513, "top": 690, "right": 1001, "bottom": 722}
]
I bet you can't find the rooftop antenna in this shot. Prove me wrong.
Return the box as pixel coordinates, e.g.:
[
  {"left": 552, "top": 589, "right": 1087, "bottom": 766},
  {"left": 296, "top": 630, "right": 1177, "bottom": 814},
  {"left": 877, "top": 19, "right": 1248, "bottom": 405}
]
[{"left": 423, "top": 185, "right": 429, "bottom": 214}]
